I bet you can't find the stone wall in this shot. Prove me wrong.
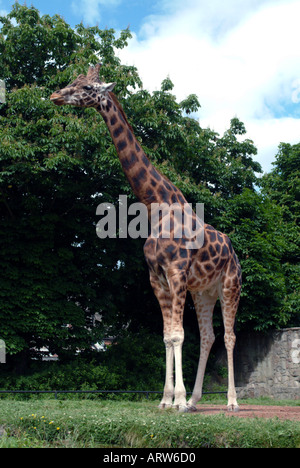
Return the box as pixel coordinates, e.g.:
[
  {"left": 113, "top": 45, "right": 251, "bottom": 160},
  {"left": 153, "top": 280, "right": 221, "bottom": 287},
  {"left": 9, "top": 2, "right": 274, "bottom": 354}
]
[{"left": 234, "top": 328, "right": 300, "bottom": 399}]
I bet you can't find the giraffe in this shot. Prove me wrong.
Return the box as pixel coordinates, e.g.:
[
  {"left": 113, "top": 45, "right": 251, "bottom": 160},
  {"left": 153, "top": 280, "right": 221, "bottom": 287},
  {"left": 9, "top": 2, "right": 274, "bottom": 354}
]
[{"left": 50, "top": 63, "right": 242, "bottom": 412}]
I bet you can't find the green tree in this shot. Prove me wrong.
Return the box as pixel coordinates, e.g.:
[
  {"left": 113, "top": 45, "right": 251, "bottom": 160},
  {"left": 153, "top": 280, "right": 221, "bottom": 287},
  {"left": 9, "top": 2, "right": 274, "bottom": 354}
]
[
  {"left": 260, "top": 143, "right": 300, "bottom": 327},
  {"left": 262, "top": 142, "right": 299, "bottom": 223},
  {"left": 217, "top": 189, "right": 289, "bottom": 330},
  {"left": 0, "top": 4, "right": 142, "bottom": 368},
  {"left": 216, "top": 141, "right": 300, "bottom": 331},
  {"left": 0, "top": 3, "right": 297, "bottom": 375}
]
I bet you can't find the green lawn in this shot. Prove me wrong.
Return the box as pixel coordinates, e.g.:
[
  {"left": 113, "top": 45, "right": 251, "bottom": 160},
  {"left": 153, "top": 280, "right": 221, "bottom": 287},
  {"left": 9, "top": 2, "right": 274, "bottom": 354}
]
[{"left": 0, "top": 399, "right": 299, "bottom": 448}]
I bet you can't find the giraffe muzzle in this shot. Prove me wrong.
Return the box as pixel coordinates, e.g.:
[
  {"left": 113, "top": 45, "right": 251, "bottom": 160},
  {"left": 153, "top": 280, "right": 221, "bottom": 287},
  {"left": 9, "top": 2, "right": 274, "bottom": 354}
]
[{"left": 50, "top": 92, "right": 64, "bottom": 105}]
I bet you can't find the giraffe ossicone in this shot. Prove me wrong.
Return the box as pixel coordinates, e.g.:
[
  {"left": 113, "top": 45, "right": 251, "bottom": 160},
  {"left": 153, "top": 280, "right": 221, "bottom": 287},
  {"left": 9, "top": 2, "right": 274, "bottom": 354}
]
[{"left": 50, "top": 63, "right": 242, "bottom": 412}]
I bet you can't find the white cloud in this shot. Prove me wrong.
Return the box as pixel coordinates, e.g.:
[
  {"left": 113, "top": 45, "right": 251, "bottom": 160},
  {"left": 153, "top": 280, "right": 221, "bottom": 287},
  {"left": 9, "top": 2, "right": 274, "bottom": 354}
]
[
  {"left": 117, "top": 0, "right": 300, "bottom": 173},
  {"left": 245, "top": 118, "right": 300, "bottom": 172}
]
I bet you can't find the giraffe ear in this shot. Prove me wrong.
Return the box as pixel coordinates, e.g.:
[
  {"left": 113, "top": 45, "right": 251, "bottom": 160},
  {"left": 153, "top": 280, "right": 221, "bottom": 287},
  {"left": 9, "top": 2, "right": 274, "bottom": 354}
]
[{"left": 100, "top": 82, "right": 117, "bottom": 93}]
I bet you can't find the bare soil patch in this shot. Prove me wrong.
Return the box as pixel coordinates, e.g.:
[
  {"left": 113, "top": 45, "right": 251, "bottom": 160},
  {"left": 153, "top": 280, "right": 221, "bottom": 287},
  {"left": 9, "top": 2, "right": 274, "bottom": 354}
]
[{"left": 196, "top": 404, "right": 300, "bottom": 421}]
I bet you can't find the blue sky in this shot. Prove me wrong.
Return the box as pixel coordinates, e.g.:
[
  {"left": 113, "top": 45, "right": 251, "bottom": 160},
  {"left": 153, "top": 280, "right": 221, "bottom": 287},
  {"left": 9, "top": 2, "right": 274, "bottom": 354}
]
[
  {"left": 1, "top": 0, "right": 300, "bottom": 173},
  {"left": 0, "top": 0, "right": 162, "bottom": 31}
]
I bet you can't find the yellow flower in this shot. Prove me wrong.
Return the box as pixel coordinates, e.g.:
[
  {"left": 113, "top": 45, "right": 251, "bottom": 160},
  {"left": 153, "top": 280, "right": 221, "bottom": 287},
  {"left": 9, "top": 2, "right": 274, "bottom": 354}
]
[
  {"left": 20, "top": 417, "right": 23, "bottom": 420},
  {"left": 49, "top": 421, "right": 54, "bottom": 425},
  {"left": 56, "top": 427, "right": 60, "bottom": 431},
  {"left": 41, "top": 416, "right": 45, "bottom": 419},
  {"left": 150, "top": 434, "right": 154, "bottom": 438}
]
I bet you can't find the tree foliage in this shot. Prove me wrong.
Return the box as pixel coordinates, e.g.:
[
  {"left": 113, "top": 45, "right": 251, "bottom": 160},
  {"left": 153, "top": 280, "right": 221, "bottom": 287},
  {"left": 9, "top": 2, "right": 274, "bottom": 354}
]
[
  {"left": 0, "top": 4, "right": 298, "bottom": 373},
  {"left": 260, "top": 143, "right": 300, "bottom": 327}
]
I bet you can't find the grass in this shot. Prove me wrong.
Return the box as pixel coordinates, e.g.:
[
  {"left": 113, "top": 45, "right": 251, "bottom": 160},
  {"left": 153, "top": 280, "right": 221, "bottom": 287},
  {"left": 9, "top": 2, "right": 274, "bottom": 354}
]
[{"left": 0, "top": 398, "right": 299, "bottom": 448}]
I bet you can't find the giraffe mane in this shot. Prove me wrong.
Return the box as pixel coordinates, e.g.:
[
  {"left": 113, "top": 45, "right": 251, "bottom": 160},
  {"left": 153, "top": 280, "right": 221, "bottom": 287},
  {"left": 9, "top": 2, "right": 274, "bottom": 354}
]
[{"left": 109, "top": 92, "right": 134, "bottom": 133}]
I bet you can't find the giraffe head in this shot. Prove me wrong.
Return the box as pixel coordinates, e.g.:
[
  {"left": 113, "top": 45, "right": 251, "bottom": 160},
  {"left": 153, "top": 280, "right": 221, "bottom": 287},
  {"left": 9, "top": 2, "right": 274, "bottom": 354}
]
[{"left": 50, "top": 63, "right": 116, "bottom": 108}]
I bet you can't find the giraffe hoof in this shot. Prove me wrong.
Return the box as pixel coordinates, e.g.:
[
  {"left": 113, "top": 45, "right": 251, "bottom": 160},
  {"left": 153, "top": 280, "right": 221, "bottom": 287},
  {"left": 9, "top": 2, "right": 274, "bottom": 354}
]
[
  {"left": 186, "top": 405, "right": 197, "bottom": 412},
  {"left": 177, "top": 405, "right": 189, "bottom": 413},
  {"left": 227, "top": 404, "right": 240, "bottom": 412},
  {"left": 158, "top": 403, "right": 172, "bottom": 410}
]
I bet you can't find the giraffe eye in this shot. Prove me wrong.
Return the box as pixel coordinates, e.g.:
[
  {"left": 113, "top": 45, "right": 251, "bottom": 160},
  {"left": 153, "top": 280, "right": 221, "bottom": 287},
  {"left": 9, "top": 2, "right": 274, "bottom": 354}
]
[{"left": 83, "top": 85, "right": 92, "bottom": 90}]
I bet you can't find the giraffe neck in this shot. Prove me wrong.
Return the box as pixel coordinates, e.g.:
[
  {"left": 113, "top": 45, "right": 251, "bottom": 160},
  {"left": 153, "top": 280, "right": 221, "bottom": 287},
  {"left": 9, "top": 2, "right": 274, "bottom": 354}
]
[{"left": 96, "top": 94, "right": 187, "bottom": 210}]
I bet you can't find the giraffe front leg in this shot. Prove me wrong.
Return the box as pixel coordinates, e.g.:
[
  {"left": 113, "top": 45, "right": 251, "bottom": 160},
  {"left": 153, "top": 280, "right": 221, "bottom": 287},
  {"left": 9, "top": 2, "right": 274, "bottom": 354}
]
[
  {"left": 168, "top": 272, "right": 188, "bottom": 412},
  {"left": 149, "top": 269, "right": 188, "bottom": 412},
  {"left": 159, "top": 336, "right": 174, "bottom": 409},
  {"left": 149, "top": 271, "right": 175, "bottom": 409},
  {"left": 172, "top": 333, "right": 187, "bottom": 411},
  {"left": 160, "top": 332, "right": 186, "bottom": 411}
]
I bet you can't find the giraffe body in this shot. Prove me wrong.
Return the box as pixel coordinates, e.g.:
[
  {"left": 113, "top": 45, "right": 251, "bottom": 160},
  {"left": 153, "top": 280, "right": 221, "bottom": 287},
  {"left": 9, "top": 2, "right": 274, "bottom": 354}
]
[{"left": 50, "top": 64, "right": 242, "bottom": 411}]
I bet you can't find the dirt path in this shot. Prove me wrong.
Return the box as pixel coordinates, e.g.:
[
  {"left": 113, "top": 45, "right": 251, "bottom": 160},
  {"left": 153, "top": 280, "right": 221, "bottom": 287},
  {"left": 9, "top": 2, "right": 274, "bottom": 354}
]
[{"left": 196, "top": 404, "right": 300, "bottom": 421}]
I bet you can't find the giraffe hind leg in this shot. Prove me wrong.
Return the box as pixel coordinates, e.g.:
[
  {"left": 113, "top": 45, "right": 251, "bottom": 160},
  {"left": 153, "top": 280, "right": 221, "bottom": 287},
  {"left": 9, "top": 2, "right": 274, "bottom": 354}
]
[
  {"left": 219, "top": 282, "right": 240, "bottom": 412},
  {"left": 187, "top": 290, "right": 218, "bottom": 411}
]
